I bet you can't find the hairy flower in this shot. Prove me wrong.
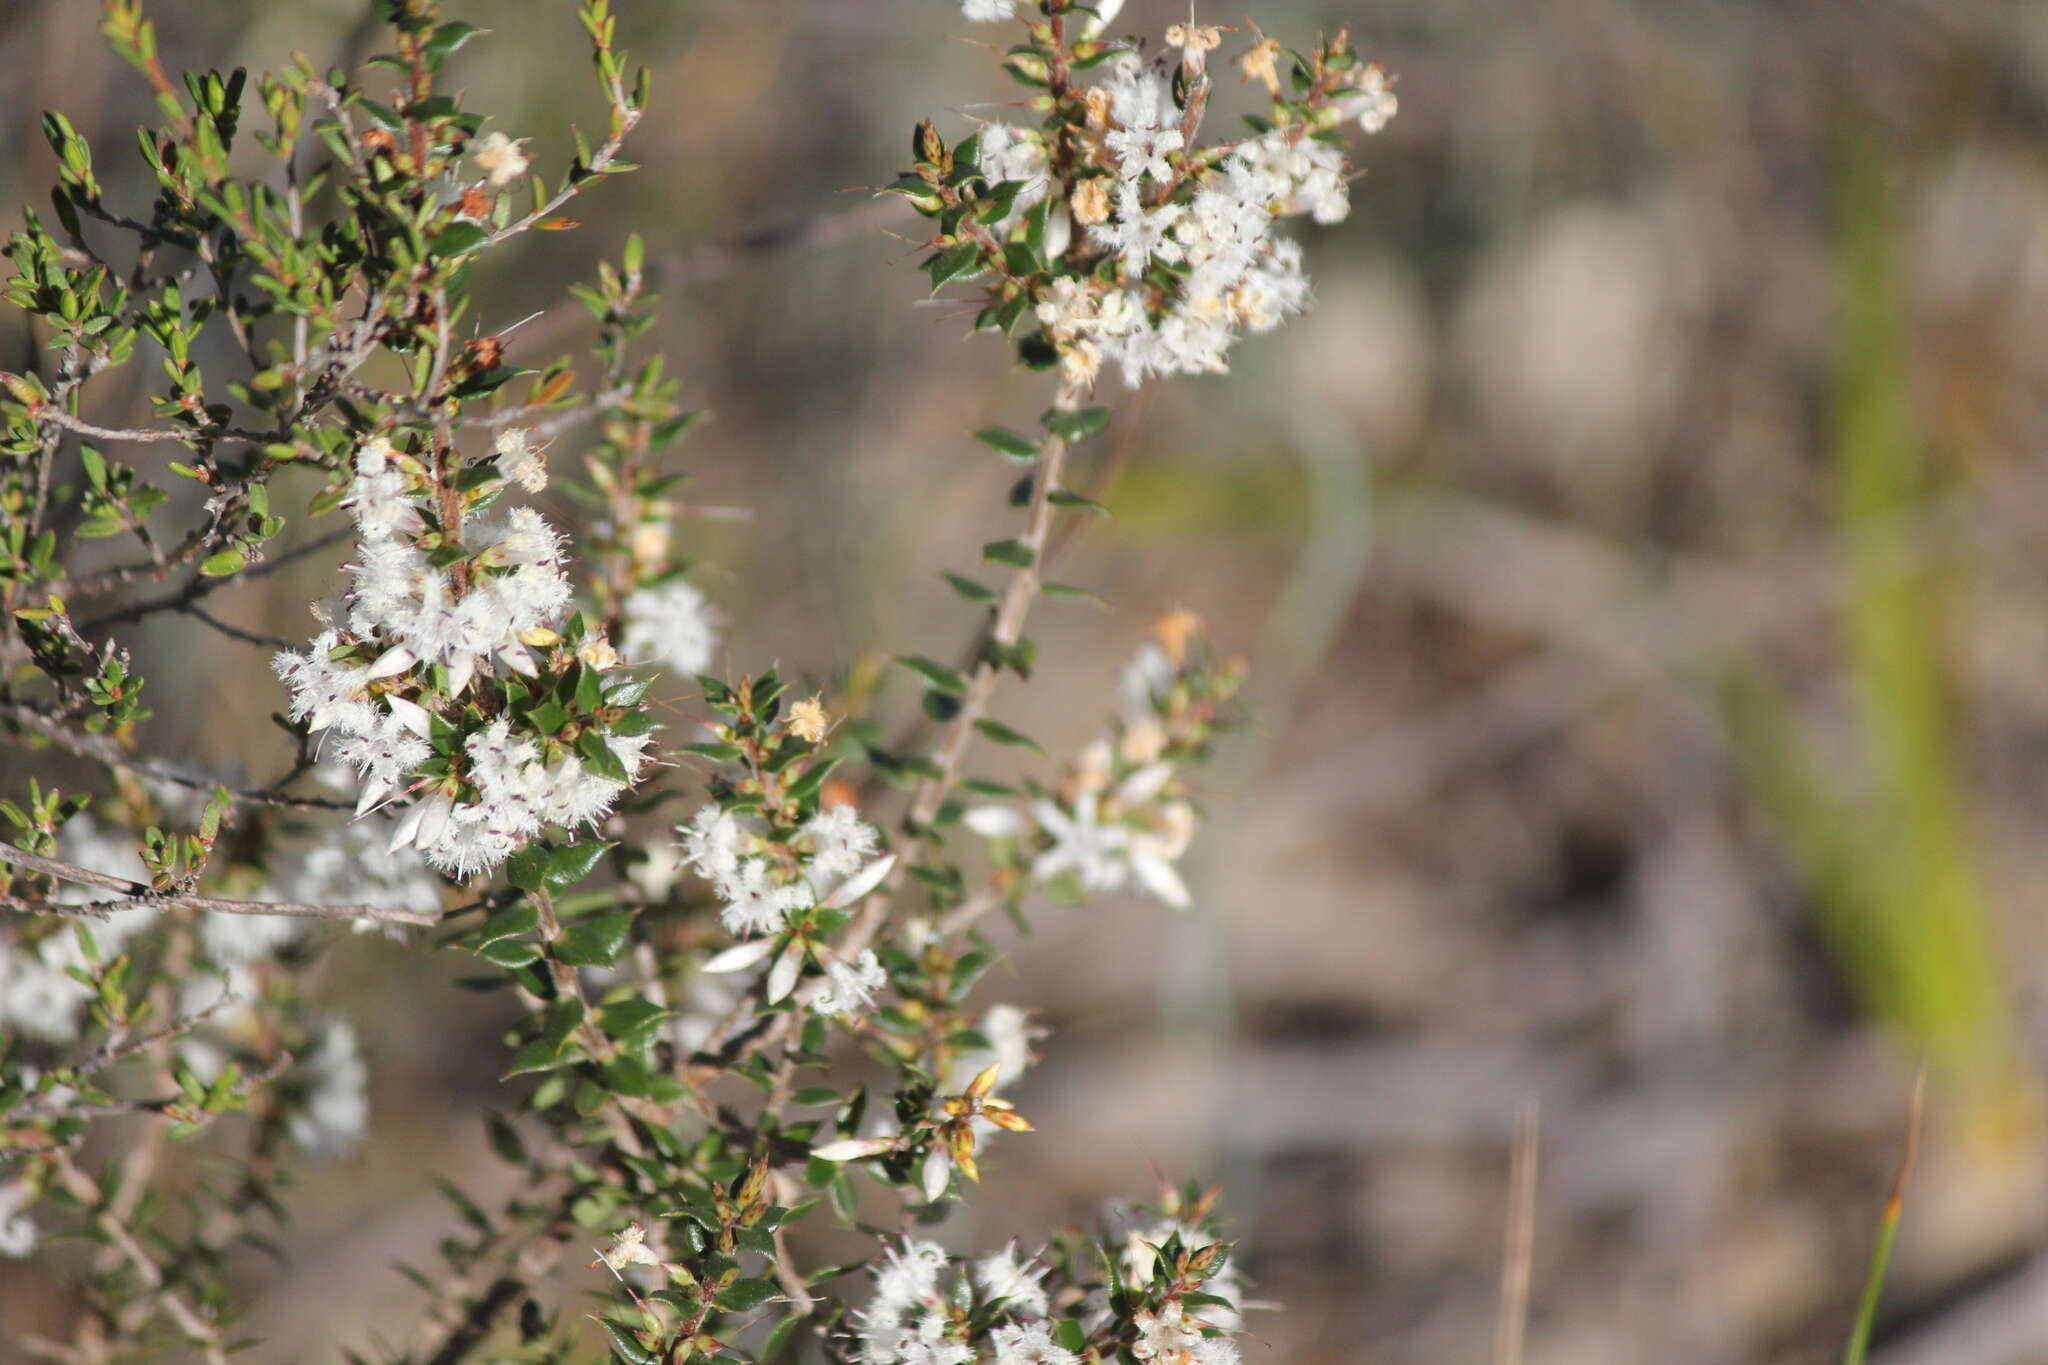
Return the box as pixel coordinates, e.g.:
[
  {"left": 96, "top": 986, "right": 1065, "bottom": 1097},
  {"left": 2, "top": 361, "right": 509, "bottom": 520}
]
[
  {"left": 621, "top": 578, "right": 722, "bottom": 676},
  {"left": 813, "top": 949, "right": 888, "bottom": 1017},
  {"left": 975, "top": 1243, "right": 1050, "bottom": 1318},
  {"left": 473, "top": 130, "right": 530, "bottom": 187},
  {"left": 0, "top": 1183, "right": 36, "bottom": 1259}
]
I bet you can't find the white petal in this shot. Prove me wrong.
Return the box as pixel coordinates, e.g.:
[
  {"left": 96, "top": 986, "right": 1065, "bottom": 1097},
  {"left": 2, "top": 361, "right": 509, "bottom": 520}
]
[
  {"left": 1043, "top": 202, "right": 1073, "bottom": 260},
  {"left": 388, "top": 800, "right": 427, "bottom": 852},
  {"left": 811, "top": 1136, "right": 896, "bottom": 1161},
  {"left": 497, "top": 644, "right": 537, "bottom": 677},
  {"left": 702, "top": 939, "right": 776, "bottom": 974},
  {"left": 447, "top": 653, "right": 477, "bottom": 697},
  {"left": 766, "top": 941, "right": 804, "bottom": 1003},
  {"left": 385, "top": 693, "right": 433, "bottom": 738},
  {"left": 1117, "top": 761, "right": 1174, "bottom": 806},
  {"left": 921, "top": 1147, "right": 952, "bottom": 1203},
  {"left": 354, "top": 775, "right": 393, "bottom": 817},
  {"left": 964, "top": 806, "right": 1026, "bottom": 840},
  {"left": 821, "top": 854, "right": 896, "bottom": 909},
  {"left": 1130, "top": 853, "right": 1191, "bottom": 909},
  {"left": 414, "top": 794, "right": 454, "bottom": 849},
  {"left": 365, "top": 645, "right": 417, "bottom": 680}
]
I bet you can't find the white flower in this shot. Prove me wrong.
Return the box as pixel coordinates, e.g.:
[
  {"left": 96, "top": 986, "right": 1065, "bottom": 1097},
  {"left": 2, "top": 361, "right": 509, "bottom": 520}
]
[
  {"left": 897, "top": 1314, "right": 974, "bottom": 1365},
  {"left": 802, "top": 804, "right": 881, "bottom": 881},
  {"left": 1108, "top": 124, "right": 1184, "bottom": 184},
  {"left": 345, "top": 437, "right": 418, "bottom": 541},
  {"left": 0, "top": 1183, "right": 36, "bottom": 1259},
  {"left": 975, "top": 1243, "right": 1050, "bottom": 1318},
  {"left": 961, "top": 0, "right": 1015, "bottom": 20},
  {"left": 856, "top": 1240, "right": 956, "bottom": 1365},
  {"left": 991, "top": 1321, "right": 1078, "bottom": 1365},
  {"left": 1093, "top": 183, "right": 1186, "bottom": 272},
  {"left": 1131, "top": 1303, "right": 1203, "bottom": 1362},
  {"left": 287, "top": 1021, "right": 369, "bottom": 1155},
  {"left": 494, "top": 427, "right": 547, "bottom": 492},
  {"left": 473, "top": 130, "right": 529, "bottom": 187},
  {"left": 1344, "top": 64, "right": 1399, "bottom": 134},
  {"left": 1127, "top": 803, "right": 1195, "bottom": 910},
  {"left": 813, "top": 949, "right": 887, "bottom": 1017},
  {"left": 679, "top": 803, "right": 747, "bottom": 880},
  {"left": 712, "top": 858, "right": 812, "bottom": 937},
  {"left": 1031, "top": 791, "right": 1129, "bottom": 893},
  {"left": 621, "top": 579, "right": 722, "bottom": 676},
  {"left": 597, "top": 1221, "right": 663, "bottom": 1274},
  {"left": 982, "top": 1004, "right": 1038, "bottom": 1082},
  {"left": 282, "top": 817, "right": 442, "bottom": 930},
  {"left": 199, "top": 911, "right": 302, "bottom": 967},
  {"left": 965, "top": 805, "right": 1026, "bottom": 839}
]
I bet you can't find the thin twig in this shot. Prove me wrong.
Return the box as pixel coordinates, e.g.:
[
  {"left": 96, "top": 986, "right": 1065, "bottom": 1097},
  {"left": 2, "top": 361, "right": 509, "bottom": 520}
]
[
  {"left": 1495, "top": 1099, "right": 1540, "bottom": 1365},
  {"left": 0, "top": 838, "right": 440, "bottom": 925}
]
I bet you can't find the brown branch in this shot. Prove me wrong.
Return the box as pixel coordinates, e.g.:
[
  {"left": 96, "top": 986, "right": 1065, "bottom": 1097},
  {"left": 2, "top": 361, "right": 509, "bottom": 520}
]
[
  {"left": 0, "top": 838, "right": 440, "bottom": 926},
  {"left": 0, "top": 700, "right": 355, "bottom": 812}
]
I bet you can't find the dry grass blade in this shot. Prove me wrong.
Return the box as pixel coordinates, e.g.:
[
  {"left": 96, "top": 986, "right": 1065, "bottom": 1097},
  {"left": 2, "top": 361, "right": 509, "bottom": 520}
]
[
  {"left": 1845, "top": 1066, "right": 1928, "bottom": 1365},
  {"left": 1495, "top": 1098, "right": 1540, "bottom": 1365}
]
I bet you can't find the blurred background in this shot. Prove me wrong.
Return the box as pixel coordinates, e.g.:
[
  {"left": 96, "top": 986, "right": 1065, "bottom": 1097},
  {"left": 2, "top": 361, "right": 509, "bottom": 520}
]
[{"left": 6, "top": 0, "right": 2048, "bottom": 1361}]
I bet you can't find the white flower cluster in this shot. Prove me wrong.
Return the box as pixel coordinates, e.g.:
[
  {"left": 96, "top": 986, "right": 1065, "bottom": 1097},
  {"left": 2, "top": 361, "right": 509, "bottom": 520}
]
[
  {"left": 854, "top": 1238, "right": 1074, "bottom": 1365},
  {"left": 0, "top": 819, "right": 153, "bottom": 1043},
  {"left": 682, "top": 802, "right": 896, "bottom": 1013},
  {"left": 279, "top": 812, "right": 443, "bottom": 930},
  {"left": 286, "top": 1021, "right": 370, "bottom": 1155},
  {"left": 620, "top": 577, "right": 722, "bottom": 676},
  {"left": 0, "top": 1180, "right": 36, "bottom": 1259},
  {"left": 679, "top": 802, "right": 885, "bottom": 937},
  {"left": 959, "top": 0, "right": 1126, "bottom": 29},
  {"left": 274, "top": 436, "right": 652, "bottom": 876},
  {"left": 968, "top": 644, "right": 1198, "bottom": 909}
]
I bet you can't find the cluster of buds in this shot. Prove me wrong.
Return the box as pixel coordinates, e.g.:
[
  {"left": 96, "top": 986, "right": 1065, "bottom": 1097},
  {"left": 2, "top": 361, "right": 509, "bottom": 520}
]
[
  {"left": 273, "top": 433, "right": 656, "bottom": 876},
  {"left": 897, "top": 5, "right": 1398, "bottom": 390}
]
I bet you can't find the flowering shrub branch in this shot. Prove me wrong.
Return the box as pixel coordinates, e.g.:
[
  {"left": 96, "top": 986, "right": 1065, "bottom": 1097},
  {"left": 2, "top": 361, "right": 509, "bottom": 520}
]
[{"left": 0, "top": 0, "right": 1397, "bottom": 1360}]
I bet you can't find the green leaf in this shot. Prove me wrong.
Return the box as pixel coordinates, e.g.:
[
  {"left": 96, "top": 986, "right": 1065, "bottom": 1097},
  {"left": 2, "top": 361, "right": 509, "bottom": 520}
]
[
  {"left": 596, "top": 998, "right": 669, "bottom": 1048},
  {"left": 973, "top": 718, "right": 1041, "bottom": 752},
  {"left": 430, "top": 223, "right": 489, "bottom": 259},
  {"left": 594, "top": 1317, "right": 658, "bottom": 1365},
  {"left": 1041, "top": 406, "right": 1111, "bottom": 443},
  {"left": 423, "top": 20, "right": 483, "bottom": 69},
  {"left": 477, "top": 937, "right": 541, "bottom": 968},
  {"left": 473, "top": 901, "right": 540, "bottom": 946},
  {"left": 199, "top": 549, "right": 247, "bottom": 577},
  {"left": 761, "top": 1312, "right": 802, "bottom": 1363},
  {"left": 943, "top": 572, "right": 995, "bottom": 603},
  {"left": 715, "top": 1277, "right": 780, "bottom": 1313},
  {"left": 677, "top": 741, "right": 743, "bottom": 762},
  {"left": 1049, "top": 489, "right": 1109, "bottom": 517},
  {"left": 897, "top": 655, "right": 967, "bottom": 695},
  {"left": 577, "top": 729, "right": 629, "bottom": 782},
  {"left": 504, "top": 1035, "right": 573, "bottom": 1077},
  {"left": 975, "top": 426, "right": 1039, "bottom": 464},
  {"left": 1041, "top": 582, "right": 1107, "bottom": 608},
  {"left": 982, "top": 539, "right": 1032, "bottom": 569},
  {"left": 555, "top": 911, "right": 634, "bottom": 969},
  {"left": 925, "top": 243, "right": 983, "bottom": 293},
  {"left": 505, "top": 845, "right": 549, "bottom": 894},
  {"left": 546, "top": 840, "right": 609, "bottom": 888}
]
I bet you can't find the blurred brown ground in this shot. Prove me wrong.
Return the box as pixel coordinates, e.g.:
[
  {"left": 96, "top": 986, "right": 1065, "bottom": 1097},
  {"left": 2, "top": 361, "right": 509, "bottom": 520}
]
[{"left": 7, "top": 0, "right": 2048, "bottom": 1362}]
